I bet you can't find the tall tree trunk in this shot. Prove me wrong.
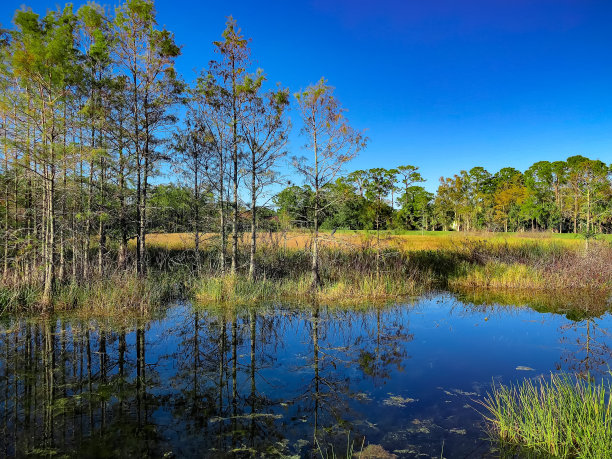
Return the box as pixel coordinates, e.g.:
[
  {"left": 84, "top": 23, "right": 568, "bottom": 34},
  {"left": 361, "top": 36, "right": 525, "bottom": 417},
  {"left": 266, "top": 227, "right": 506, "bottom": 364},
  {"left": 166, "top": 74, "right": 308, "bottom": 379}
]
[
  {"left": 139, "top": 144, "right": 148, "bottom": 277},
  {"left": 42, "top": 101, "right": 56, "bottom": 308},
  {"left": 312, "top": 129, "right": 320, "bottom": 289},
  {"left": 3, "top": 114, "right": 9, "bottom": 280},
  {"left": 98, "top": 155, "right": 106, "bottom": 276},
  {"left": 219, "top": 167, "right": 226, "bottom": 274},
  {"left": 133, "top": 69, "right": 142, "bottom": 276},
  {"left": 139, "top": 89, "right": 150, "bottom": 277},
  {"left": 193, "top": 159, "right": 200, "bottom": 271},
  {"left": 58, "top": 105, "right": 67, "bottom": 283},
  {"left": 574, "top": 192, "right": 578, "bottom": 234},
  {"left": 118, "top": 140, "right": 128, "bottom": 269},
  {"left": 248, "top": 155, "right": 256, "bottom": 280},
  {"left": 42, "top": 153, "right": 56, "bottom": 307},
  {"left": 231, "top": 58, "right": 239, "bottom": 274},
  {"left": 84, "top": 160, "right": 92, "bottom": 278}
]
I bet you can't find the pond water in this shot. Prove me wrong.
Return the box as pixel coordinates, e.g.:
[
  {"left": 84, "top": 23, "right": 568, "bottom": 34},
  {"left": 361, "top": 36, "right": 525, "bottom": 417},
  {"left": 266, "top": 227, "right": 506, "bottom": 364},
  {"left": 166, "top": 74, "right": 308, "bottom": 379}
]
[{"left": 1, "top": 293, "right": 611, "bottom": 458}]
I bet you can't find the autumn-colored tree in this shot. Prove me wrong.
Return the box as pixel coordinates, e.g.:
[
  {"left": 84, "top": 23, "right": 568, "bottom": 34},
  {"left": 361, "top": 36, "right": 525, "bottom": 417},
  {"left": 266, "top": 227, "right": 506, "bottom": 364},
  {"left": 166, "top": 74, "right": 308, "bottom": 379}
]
[
  {"left": 293, "top": 78, "right": 366, "bottom": 288},
  {"left": 493, "top": 170, "right": 528, "bottom": 232}
]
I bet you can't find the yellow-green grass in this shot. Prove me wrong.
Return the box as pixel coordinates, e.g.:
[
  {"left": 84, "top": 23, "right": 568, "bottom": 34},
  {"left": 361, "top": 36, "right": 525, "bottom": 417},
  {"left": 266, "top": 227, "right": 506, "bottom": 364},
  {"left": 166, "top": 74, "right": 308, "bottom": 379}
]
[
  {"left": 449, "top": 261, "right": 546, "bottom": 289},
  {"left": 138, "top": 230, "right": 600, "bottom": 253},
  {"left": 194, "top": 273, "right": 424, "bottom": 307},
  {"left": 453, "top": 288, "right": 612, "bottom": 319},
  {"left": 0, "top": 271, "right": 185, "bottom": 317},
  {"left": 481, "top": 373, "right": 612, "bottom": 458}
]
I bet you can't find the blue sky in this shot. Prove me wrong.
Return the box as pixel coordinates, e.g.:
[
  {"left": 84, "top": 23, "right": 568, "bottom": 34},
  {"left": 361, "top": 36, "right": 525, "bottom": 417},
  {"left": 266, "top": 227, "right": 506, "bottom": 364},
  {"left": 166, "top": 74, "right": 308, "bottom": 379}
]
[{"left": 2, "top": 0, "right": 612, "bottom": 191}]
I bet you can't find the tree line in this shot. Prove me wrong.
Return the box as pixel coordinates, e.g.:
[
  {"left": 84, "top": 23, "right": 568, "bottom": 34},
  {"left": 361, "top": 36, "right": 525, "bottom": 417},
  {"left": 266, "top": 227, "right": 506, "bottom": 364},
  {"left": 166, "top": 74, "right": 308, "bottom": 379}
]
[
  {"left": 275, "top": 156, "right": 612, "bottom": 235},
  {"left": 0, "top": 0, "right": 365, "bottom": 303}
]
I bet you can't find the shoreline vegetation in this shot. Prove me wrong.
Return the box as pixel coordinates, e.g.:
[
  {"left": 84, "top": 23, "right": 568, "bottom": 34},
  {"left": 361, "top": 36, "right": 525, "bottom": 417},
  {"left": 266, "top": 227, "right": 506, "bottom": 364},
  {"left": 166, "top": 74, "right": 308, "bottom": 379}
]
[
  {"left": 482, "top": 373, "right": 612, "bottom": 458},
  {"left": 1, "top": 230, "right": 610, "bottom": 315},
  {"left": 0, "top": 0, "right": 610, "bottom": 317}
]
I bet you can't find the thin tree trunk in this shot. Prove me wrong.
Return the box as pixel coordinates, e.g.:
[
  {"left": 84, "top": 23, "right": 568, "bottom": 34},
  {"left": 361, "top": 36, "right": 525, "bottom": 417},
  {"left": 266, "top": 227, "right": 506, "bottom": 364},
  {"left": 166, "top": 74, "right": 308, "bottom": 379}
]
[
  {"left": 84, "top": 160, "right": 92, "bottom": 278},
  {"left": 312, "top": 128, "right": 320, "bottom": 289},
  {"left": 133, "top": 67, "right": 142, "bottom": 276},
  {"left": 231, "top": 59, "right": 239, "bottom": 274},
  {"left": 98, "top": 154, "right": 106, "bottom": 276},
  {"left": 139, "top": 89, "right": 150, "bottom": 277},
  {"left": 193, "top": 159, "right": 200, "bottom": 271},
  {"left": 248, "top": 154, "right": 256, "bottom": 280},
  {"left": 118, "top": 115, "right": 128, "bottom": 269},
  {"left": 58, "top": 104, "right": 67, "bottom": 283},
  {"left": 3, "top": 114, "right": 9, "bottom": 280},
  {"left": 219, "top": 167, "right": 226, "bottom": 274}
]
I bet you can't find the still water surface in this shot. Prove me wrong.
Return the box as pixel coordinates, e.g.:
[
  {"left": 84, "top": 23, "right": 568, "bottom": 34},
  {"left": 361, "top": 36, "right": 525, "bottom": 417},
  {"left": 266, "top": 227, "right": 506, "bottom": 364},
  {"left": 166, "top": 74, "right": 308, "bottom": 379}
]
[{"left": 1, "top": 293, "right": 611, "bottom": 457}]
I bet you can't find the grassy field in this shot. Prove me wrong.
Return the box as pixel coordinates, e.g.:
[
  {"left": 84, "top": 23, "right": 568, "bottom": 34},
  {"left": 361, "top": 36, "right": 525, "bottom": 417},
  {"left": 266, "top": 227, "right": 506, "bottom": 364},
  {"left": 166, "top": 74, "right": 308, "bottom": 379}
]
[
  {"left": 134, "top": 229, "right": 612, "bottom": 309},
  {"left": 3, "top": 230, "right": 609, "bottom": 312},
  {"left": 140, "top": 230, "right": 610, "bottom": 252}
]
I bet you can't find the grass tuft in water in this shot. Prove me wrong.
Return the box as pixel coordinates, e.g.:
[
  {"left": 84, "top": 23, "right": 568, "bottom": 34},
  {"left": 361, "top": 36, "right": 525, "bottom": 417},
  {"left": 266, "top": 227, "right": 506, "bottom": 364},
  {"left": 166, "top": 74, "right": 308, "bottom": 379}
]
[
  {"left": 194, "top": 272, "right": 423, "bottom": 306},
  {"left": 481, "top": 373, "right": 612, "bottom": 458},
  {"left": 0, "top": 270, "right": 187, "bottom": 315}
]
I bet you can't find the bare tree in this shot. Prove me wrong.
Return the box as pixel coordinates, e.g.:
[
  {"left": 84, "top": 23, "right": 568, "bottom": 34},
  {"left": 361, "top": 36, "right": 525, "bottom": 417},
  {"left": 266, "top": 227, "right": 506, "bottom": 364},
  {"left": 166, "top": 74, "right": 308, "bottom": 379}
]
[
  {"left": 191, "top": 73, "right": 232, "bottom": 272},
  {"left": 293, "top": 78, "right": 367, "bottom": 289},
  {"left": 114, "top": 0, "right": 181, "bottom": 276},
  {"left": 242, "top": 75, "right": 290, "bottom": 279}
]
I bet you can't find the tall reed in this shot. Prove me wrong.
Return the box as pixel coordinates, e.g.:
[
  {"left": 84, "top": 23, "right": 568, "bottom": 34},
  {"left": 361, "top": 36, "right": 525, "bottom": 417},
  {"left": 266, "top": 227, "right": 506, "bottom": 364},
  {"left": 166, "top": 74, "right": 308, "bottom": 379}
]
[{"left": 481, "top": 373, "right": 612, "bottom": 458}]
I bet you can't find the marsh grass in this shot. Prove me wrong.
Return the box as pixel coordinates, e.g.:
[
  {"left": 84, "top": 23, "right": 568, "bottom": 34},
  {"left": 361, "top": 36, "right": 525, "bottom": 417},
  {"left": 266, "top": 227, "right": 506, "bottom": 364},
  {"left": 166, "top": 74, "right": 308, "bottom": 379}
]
[
  {"left": 191, "top": 238, "right": 612, "bottom": 307},
  {"left": 195, "top": 272, "right": 423, "bottom": 306},
  {"left": 0, "top": 270, "right": 186, "bottom": 315},
  {"left": 481, "top": 373, "right": 612, "bottom": 458},
  {"left": 142, "top": 230, "right": 608, "bottom": 253},
  {"left": 449, "top": 239, "right": 612, "bottom": 292},
  {"left": 53, "top": 271, "right": 185, "bottom": 311},
  {"left": 3, "top": 231, "right": 611, "bottom": 312},
  {"left": 450, "top": 261, "right": 545, "bottom": 289}
]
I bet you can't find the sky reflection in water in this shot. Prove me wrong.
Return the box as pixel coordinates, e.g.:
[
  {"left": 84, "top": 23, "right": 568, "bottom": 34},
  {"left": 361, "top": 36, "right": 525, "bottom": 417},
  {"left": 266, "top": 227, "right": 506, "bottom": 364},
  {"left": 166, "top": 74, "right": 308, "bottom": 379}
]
[{"left": 1, "top": 293, "right": 611, "bottom": 457}]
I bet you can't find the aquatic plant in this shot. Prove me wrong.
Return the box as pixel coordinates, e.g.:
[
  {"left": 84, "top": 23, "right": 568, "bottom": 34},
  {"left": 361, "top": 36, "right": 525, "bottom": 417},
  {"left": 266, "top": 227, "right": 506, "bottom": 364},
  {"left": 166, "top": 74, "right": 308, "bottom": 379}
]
[
  {"left": 0, "top": 270, "right": 187, "bottom": 314},
  {"left": 481, "top": 373, "right": 612, "bottom": 458}
]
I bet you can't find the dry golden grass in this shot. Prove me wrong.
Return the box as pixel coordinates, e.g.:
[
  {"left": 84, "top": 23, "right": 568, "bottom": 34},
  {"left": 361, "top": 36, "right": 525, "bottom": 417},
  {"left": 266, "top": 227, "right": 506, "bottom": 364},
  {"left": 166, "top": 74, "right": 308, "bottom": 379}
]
[{"left": 138, "top": 230, "right": 586, "bottom": 253}]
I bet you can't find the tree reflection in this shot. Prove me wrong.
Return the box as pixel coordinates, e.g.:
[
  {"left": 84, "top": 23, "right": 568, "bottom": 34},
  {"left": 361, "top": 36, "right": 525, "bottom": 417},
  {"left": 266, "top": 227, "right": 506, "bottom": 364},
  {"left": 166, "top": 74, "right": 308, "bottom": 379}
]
[
  {"left": 0, "top": 302, "right": 419, "bottom": 457},
  {"left": 356, "top": 306, "right": 413, "bottom": 386},
  {"left": 559, "top": 316, "right": 612, "bottom": 378},
  {"left": 0, "top": 316, "right": 166, "bottom": 457}
]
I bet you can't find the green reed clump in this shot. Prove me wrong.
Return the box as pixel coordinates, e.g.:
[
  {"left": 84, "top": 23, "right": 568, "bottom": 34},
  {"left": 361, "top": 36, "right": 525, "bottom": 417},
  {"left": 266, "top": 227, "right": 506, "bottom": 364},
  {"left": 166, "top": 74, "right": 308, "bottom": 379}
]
[
  {"left": 0, "top": 284, "right": 41, "bottom": 313},
  {"left": 0, "top": 270, "right": 187, "bottom": 314},
  {"left": 195, "top": 272, "right": 423, "bottom": 306},
  {"left": 53, "top": 270, "right": 187, "bottom": 311},
  {"left": 481, "top": 373, "right": 612, "bottom": 458},
  {"left": 449, "top": 260, "right": 545, "bottom": 289}
]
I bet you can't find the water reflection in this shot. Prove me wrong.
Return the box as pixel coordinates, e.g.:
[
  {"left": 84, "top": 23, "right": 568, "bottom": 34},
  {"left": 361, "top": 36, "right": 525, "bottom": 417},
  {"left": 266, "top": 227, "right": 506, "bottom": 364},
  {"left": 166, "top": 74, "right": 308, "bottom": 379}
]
[
  {"left": 559, "top": 317, "right": 612, "bottom": 379},
  {"left": 1, "top": 294, "right": 611, "bottom": 457}
]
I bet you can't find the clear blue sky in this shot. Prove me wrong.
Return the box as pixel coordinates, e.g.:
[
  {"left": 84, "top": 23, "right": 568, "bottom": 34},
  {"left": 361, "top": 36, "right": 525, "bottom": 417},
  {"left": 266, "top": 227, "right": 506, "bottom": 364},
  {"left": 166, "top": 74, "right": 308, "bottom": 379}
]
[{"left": 2, "top": 0, "right": 612, "bottom": 191}]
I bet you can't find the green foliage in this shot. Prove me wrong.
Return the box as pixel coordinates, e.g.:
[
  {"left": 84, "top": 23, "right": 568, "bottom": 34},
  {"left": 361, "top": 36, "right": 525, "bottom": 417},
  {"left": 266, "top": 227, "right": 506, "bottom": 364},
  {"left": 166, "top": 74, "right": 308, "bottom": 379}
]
[
  {"left": 482, "top": 373, "right": 612, "bottom": 458},
  {"left": 275, "top": 155, "right": 611, "bottom": 234}
]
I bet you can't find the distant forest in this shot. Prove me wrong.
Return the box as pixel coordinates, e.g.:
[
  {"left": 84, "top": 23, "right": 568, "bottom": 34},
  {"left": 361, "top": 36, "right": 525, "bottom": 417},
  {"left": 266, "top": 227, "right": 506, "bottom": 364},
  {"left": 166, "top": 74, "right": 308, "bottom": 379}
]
[
  {"left": 0, "top": 1, "right": 610, "bottom": 302},
  {"left": 274, "top": 156, "right": 612, "bottom": 234}
]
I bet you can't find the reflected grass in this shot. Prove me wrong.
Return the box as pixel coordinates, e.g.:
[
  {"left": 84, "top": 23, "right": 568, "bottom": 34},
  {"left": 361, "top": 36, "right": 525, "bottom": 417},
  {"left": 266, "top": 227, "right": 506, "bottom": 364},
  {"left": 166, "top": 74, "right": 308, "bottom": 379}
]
[{"left": 453, "top": 288, "right": 612, "bottom": 320}]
